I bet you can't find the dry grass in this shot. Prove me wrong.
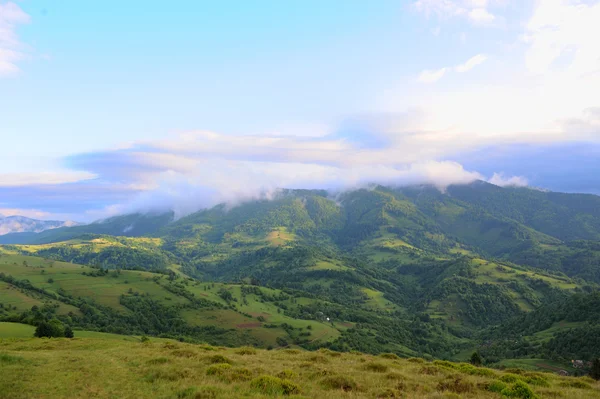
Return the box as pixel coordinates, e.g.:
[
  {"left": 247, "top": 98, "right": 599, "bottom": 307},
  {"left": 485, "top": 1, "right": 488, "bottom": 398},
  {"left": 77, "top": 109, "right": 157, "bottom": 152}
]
[{"left": 0, "top": 337, "right": 599, "bottom": 398}]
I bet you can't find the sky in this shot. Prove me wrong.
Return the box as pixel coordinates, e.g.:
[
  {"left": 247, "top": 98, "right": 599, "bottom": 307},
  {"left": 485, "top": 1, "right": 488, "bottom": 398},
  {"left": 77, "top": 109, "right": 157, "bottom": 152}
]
[{"left": 1, "top": 0, "right": 599, "bottom": 222}]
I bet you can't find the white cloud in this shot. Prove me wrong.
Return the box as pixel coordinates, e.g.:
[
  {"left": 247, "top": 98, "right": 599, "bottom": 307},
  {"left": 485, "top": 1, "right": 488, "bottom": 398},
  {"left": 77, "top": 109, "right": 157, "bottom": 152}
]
[
  {"left": 413, "top": 0, "right": 501, "bottom": 25},
  {"left": 488, "top": 173, "right": 528, "bottom": 187},
  {"left": 0, "top": 208, "right": 50, "bottom": 219},
  {"left": 418, "top": 67, "right": 447, "bottom": 83},
  {"left": 468, "top": 8, "right": 495, "bottom": 24},
  {"left": 455, "top": 54, "right": 488, "bottom": 72},
  {"left": 0, "top": 171, "right": 97, "bottom": 187},
  {"left": 0, "top": 1, "right": 30, "bottom": 76}
]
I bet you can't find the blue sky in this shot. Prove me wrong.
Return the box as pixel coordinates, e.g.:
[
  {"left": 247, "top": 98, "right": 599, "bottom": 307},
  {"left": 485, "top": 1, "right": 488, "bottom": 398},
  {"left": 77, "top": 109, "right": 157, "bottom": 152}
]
[{"left": 1, "top": 0, "right": 599, "bottom": 221}]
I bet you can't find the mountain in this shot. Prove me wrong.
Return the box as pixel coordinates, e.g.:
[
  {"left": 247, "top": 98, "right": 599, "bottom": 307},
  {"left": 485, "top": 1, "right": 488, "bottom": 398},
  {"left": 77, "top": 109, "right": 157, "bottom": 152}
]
[
  {"left": 0, "top": 216, "right": 80, "bottom": 236},
  {"left": 1, "top": 181, "right": 600, "bottom": 369}
]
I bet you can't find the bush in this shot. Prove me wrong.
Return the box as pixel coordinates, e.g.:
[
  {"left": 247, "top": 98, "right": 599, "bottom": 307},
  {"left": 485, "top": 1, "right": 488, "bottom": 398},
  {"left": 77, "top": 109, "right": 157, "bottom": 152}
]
[
  {"left": 34, "top": 320, "right": 65, "bottom": 338},
  {"left": 250, "top": 375, "right": 301, "bottom": 395},
  {"left": 364, "top": 362, "right": 389, "bottom": 373},
  {"left": 64, "top": 326, "right": 74, "bottom": 339},
  {"left": 501, "top": 381, "right": 539, "bottom": 398},
  {"left": 206, "top": 363, "right": 232, "bottom": 376},
  {"left": 145, "top": 369, "right": 189, "bottom": 382},
  {"left": 171, "top": 349, "right": 197, "bottom": 358},
  {"left": 320, "top": 375, "right": 357, "bottom": 391},
  {"left": 276, "top": 370, "right": 297, "bottom": 379},
  {"left": 487, "top": 380, "right": 507, "bottom": 393},
  {"left": 375, "top": 388, "right": 401, "bottom": 398},
  {"left": 470, "top": 351, "right": 482, "bottom": 366},
  {"left": 436, "top": 376, "right": 474, "bottom": 394},
  {"left": 558, "top": 380, "right": 592, "bottom": 389},
  {"left": 206, "top": 354, "right": 233, "bottom": 364},
  {"left": 500, "top": 374, "right": 522, "bottom": 383},
  {"left": 379, "top": 353, "right": 400, "bottom": 360},
  {"left": 419, "top": 365, "right": 443, "bottom": 375},
  {"left": 407, "top": 357, "right": 425, "bottom": 363},
  {"left": 140, "top": 335, "right": 150, "bottom": 343},
  {"left": 235, "top": 346, "right": 256, "bottom": 355},
  {"left": 226, "top": 367, "right": 253, "bottom": 382},
  {"left": 525, "top": 376, "right": 549, "bottom": 387},
  {"left": 194, "top": 386, "right": 221, "bottom": 399},
  {"left": 318, "top": 348, "right": 342, "bottom": 357}
]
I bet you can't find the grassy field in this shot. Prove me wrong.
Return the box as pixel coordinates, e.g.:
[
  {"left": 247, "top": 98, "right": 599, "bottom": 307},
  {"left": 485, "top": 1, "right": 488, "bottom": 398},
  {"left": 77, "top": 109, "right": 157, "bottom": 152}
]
[
  {"left": 1, "top": 336, "right": 599, "bottom": 398},
  {"left": 0, "top": 254, "right": 342, "bottom": 348}
]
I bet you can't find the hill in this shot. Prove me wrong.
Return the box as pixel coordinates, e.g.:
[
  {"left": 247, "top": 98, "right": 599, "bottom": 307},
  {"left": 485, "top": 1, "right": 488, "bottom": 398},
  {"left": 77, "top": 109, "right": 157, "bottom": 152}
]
[
  {"left": 1, "top": 182, "right": 600, "bottom": 367},
  {"left": 1, "top": 335, "right": 599, "bottom": 398}
]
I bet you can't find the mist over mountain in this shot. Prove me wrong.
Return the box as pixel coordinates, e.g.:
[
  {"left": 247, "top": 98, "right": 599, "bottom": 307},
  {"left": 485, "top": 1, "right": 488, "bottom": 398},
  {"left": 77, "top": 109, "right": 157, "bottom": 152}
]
[{"left": 0, "top": 216, "right": 80, "bottom": 236}]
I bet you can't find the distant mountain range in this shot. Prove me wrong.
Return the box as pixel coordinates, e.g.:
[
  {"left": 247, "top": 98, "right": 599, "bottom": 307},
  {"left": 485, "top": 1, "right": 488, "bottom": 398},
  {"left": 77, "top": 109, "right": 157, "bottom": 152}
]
[{"left": 0, "top": 216, "right": 80, "bottom": 236}]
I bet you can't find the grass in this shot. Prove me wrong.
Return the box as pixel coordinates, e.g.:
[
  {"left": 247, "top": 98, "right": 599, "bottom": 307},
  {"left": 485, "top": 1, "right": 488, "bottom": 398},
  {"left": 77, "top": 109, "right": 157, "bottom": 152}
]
[
  {"left": 0, "top": 255, "right": 340, "bottom": 348},
  {"left": 1, "top": 337, "right": 599, "bottom": 398},
  {"left": 0, "top": 322, "right": 35, "bottom": 338}
]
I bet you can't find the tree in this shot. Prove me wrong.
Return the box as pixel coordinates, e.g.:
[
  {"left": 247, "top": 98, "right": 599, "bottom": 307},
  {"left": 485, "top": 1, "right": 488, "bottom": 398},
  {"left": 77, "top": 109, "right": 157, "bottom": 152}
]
[
  {"left": 470, "top": 351, "right": 482, "bottom": 366},
  {"left": 591, "top": 358, "right": 600, "bottom": 381},
  {"left": 64, "top": 326, "right": 74, "bottom": 338},
  {"left": 34, "top": 322, "right": 54, "bottom": 338},
  {"left": 34, "top": 319, "right": 65, "bottom": 338}
]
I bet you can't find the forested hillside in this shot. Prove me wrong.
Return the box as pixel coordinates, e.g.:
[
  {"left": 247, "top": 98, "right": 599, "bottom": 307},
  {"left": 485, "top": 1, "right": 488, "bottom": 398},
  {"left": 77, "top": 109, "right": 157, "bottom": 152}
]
[{"left": 2, "top": 181, "right": 600, "bottom": 371}]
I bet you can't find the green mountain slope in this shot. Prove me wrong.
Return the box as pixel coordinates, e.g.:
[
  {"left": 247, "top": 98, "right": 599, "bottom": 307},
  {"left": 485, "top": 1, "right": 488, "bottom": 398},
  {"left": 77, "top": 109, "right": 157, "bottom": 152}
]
[{"left": 1, "top": 182, "right": 600, "bottom": 365}]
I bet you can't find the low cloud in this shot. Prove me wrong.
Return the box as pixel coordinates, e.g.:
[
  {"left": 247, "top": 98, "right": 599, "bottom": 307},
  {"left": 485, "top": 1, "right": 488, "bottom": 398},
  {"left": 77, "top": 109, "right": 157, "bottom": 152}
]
[{"left": 488, "top": 172, "right": 528, "bottom": 187}]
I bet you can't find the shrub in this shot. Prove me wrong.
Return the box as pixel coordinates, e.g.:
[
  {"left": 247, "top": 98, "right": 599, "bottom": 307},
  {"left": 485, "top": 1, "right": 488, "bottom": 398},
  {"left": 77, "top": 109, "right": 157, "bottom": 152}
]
[
  {"left": 407, "top": 357, "right": 425, "bottom": 363},
  {"left": 250, "top": 375, "right": 301, "bottom": 395},
  {"left": 194, "top": 386, "right": 221, "bottom": 399},
  {"left": 140, "top": 335, "right": 150, "bottom": 343},
  {"left": 558, "top": 380, "right": 592, "bottom": 389},
  {"left": 375, "top": 388, "right": 401, "bottom": 398},
  {"left": 379, "top": 353, "right": 400, "bottom": 360},
  {"left": 206, "top": 354, "right": 233, "bottom": 364},
  {"left": 64, "top": 326, "right": 74, "bottom": 339},
  {"left": 385, "top": 372, "right": 404, "bottom": 380},
  {"left": 147, "top": 357, "right": 170, "bottom": 365},
  {"left": 500, "top": 373, "right": 522, "bottom": 383},
  {"left": 525, "top": 376, "right": 549, "bottom": 387},
  {"left": 487, "top": 380, "right": 507, "bottom": 393},
  {"left": 318, "top": 348, "right": 342, "bottom": 357},
  {"left": 175, "top": 387, "right": 196, "bottom": 398},
  {"left": 276, "top": 370, "right": 297, "bottom": 379},
  {"left": 433, "top": 360, "right": 458, "bottom": 370},
  {"left": 0, "top": 353, "right": 24, "bottom": 364},
  {"left": 436, "top": 376, "right": 474, "bottom": 394},
  {"left": 457, "top": 363, "right": 496, "bottom": 377},
  {"left": 307, "top": 355, "right": 329, "bottom": 364},
  {"left": 171, "top": 349, "right": 197, "bottom": 358},
  {"left": 470, "top": 351, "right": 482, "bottom": 366},
  {"left": 145, "top": 369, "right": 188, "bottom": 382},
  {"left": 282, "top": 349, "right": 300, "bottom": 355},
  {"left": 226, "top": 367, "right": 253, "bottom": 382},
  {"left": 320, "top": 375, "right": 357, "bottom": 391},
  {"left": 420, "top": 365, "right": 443, "bottom": 375},
  {"left": 34, "top": 320, "right": 65, "bottom": 338},
  {"left": 206, "top": 363, "right": 232, "bottom": 376},
  {"left": 365, "top": 362, "right": 389, "bottom": 373},
  {"left": 235, "top": 346, "right": 256, "bottom": 355},
  {"left": 310, "top": 368, "right": 334, "bottom": 378},
  {"left": 501, "top": 381, "right": 539, "bottom": 398}
]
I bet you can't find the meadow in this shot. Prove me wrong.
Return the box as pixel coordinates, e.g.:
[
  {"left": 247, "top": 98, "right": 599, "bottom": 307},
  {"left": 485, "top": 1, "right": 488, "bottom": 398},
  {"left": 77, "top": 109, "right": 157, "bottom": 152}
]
[{"left": 1, "top": 334, "right": 599, "bottom": 398}]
